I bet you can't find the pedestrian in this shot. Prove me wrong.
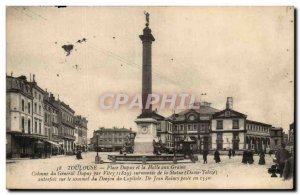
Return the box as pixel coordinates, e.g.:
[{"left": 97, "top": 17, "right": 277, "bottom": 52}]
[
  {"left": 276, "top": 143, "right": 291, "bottom": 177},
  {"left": 248, "top": 150, "right": 254, "bottom": 164},
  {"left": 214, "top": 150, "right": 221, "bottom": 163},
  {"left": 228, "top": 149, "right": 232, "bottom": 159},
  {"left": 242, "top": 150, "right": 248, "bottom": 164},
  {"left": 269, "top": 150, "right": 272, "bottom": 157},
  {"left": 203, "top": 149, "right": 208, "bottom": 164},
  {"left": 232, "top": 149, "right": 235, "bottom": 157},
  {"left": 76, "top": 150, "right": 83, "bottom": 160},
  {"left": 258, "top": 151, "right": 266, "bottom": 165}
]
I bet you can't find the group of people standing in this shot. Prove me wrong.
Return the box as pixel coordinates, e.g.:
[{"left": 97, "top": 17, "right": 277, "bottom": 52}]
[
  {"left": 202, "top": 149, "right": 267, "bottom": 165},
  {"left": 202, "top": 149, "right": 235, "bottom": 164},
  {"left": 242, "top": 150, "right": 255, "bottom": 164}
]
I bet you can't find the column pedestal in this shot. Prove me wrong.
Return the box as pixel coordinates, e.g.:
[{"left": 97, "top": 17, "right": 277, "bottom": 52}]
[{"left": 134, "top": 118, "right": 158, "bottom": 154}]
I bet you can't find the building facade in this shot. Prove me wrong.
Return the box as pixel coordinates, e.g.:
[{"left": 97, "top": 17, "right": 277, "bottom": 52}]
[
  {"left": 269, "top": 127, "right": 283, "bottom": 151},
  {"left": 29, "top": 74, "right": 45, "bottom": 138},
  {"left": 74, "top": 115, "right": 88, "bottom": 151},
  {"left": 43, "top": 91, "right": 61, "bottom": 154},
  {"left": 55, "top": 100, "right": 76, "bottom": 153},
  {"left": 164, "top": 102, "right": 220, "bottom": 153},
  {"left": 245, "top": 120, "right": 271, "bottom": 152},
  {"left": 92, "top": 127, "right": 135, "bottom": 151},
  {"left": 6, "top": 74, "right": 88, "bottom": 158},
  {"left": 211, "top": 108, "right": 247, "bottom": 151},
  {"left": 160, "top": 97, "right": 284, "bottom": 154},
  {"left": 6, "top": 75, "right": 48, "bottom": 158}
]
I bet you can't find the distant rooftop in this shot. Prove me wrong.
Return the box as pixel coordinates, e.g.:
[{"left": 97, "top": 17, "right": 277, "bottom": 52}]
[{"left": 94, "top": 127, "right": 133, "bottom": 132}]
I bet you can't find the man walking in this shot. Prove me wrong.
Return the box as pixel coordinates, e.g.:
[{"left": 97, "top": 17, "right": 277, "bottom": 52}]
[
  {"left": 232, "top": 149, "right": 235, "bottom": 157},
  {"left": 228, "top": 149, "right": 232, "bottom": 159},
  {"left": 203, "top": 149, "right": 208, "bottom": 164}
]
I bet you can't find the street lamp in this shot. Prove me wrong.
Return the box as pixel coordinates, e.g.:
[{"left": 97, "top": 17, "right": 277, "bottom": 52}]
[{"left": 95, "top": 133, "right": 101, "bottom": 164}]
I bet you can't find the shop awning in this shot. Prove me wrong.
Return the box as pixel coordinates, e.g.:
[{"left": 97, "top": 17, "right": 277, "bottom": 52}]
[{"left": 45, "top": 140, "right": 61, "bottom": 147}]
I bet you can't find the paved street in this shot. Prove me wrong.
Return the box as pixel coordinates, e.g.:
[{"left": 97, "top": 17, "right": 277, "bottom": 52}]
[{"left": 6, "top": 152, "right": 293, "bottom": 189}]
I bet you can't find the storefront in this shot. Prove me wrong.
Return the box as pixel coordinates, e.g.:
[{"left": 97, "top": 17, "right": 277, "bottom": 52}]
[{"left": 6, "top": 132, "right": 48, "bottom": 159}]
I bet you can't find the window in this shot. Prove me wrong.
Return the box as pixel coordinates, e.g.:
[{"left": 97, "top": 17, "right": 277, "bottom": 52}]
[
  {"left": 275, "top": 131, "right": 278, "bottom": 136},
  {"left": 35, "top": 121, "right": 37, "bottom": 133},
  {"left": 216, "top": 133, "right": 223, "bottom": 150},
  {"left": 217, "top": 120, "right": 223, "bottom": 129},
  {"left": 34, "top": 103, "right": 37, "bottom": 113},
  {"left": 39, "top": 105, "right": 41, "bottom": 114},
  {"left": 233, "top": 132, "right": 239, "bottom": 140},
  {"left": 233, "top": 119, "right": 239, "bottom": 129},
  {"left": 275, "top": 139, "right": 278, "bottom": 145},
  {"left": 28, "top": 119, "right": 31, "bottom": 133},
  {"left": 217, "top": 133, "right": 223, "bottom": 140},
  {"left": 28, "top": 102, "right": 30, "bottom": 114},
  {"left": 21, "top": 117, "right": 25, "bottom": 132},
  {"left": 21, "top": 99, "right": 25, "bottom": 111},
  {"left": 39, "top": 122, "right": 41, "bottom": 134},
  {"left": 39, "top": 94, "right": 41, "bottom": 101}
]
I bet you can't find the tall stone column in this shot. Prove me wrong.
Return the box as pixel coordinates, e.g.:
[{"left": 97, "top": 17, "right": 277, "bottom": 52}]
[
  {"left": 139, "top": 23, "right": 155, "bottom": 117},
  {"left": 134, "top": 12, "right": 158, "bottom": 154}
]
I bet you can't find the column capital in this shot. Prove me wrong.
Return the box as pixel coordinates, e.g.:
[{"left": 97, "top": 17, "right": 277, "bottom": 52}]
[{"left": 139, "top": 27, "right": 155, "bottom": 42}]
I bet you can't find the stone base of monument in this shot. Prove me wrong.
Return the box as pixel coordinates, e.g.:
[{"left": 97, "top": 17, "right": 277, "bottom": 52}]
[
  {"left": 107, "top": 154, "right": 185, "bottom": 163},
  {"left": 134, "top": 139, "right": 154, "bottom": 154},
  {"left": 106, "top": 117, "right": 189, "bottom": 164}
]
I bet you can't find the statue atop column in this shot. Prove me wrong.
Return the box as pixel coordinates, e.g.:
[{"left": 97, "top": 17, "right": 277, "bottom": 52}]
[{"left": 144, "top": 11, "right": 150, "bottom": 26}]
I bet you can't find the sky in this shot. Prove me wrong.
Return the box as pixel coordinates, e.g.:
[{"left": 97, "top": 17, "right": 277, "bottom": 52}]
[{"left": 6, "top": 7, "right": 294, "bottom": 139}]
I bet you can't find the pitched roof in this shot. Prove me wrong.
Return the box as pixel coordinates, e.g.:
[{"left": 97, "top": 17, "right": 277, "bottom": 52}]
[
  {"left": 246, "top": 119, "right": 271, "bottom": 127},
  {"left": 6, "top": 75, "right": 33, "bottom": 98},
  {"left": 137, "top": 111, "right": 165, "bottom": 120},
  {"left": 167, "top": 105, "right": 220, "bottom": 122},
  {"left": 212, "top": 108, "right": 247, "bottom": 119},
  {"left": 94, "top": 127, "right": 133, "bottom": 133}
]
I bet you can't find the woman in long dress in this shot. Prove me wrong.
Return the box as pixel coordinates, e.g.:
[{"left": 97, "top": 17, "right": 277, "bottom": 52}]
[
  {"left": 258, "top": 152, "right": 266, "bottom": 165},
  {"left": 214, "top": 150, "right": 221, "bottom": 163}
]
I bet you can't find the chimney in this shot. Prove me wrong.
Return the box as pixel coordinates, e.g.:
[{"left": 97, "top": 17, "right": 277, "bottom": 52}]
[
  {"left": 49, "top": 93, "right": 54, "bottom": 100},
  {"left": 30, "top": 73, "right": 31, "bottom": 82},
  {"left": 226, "top": 97, "right": 233, "bottom": 109},
  {"left": 33, "top": 74, "right": 35, "bottom": 82}
]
